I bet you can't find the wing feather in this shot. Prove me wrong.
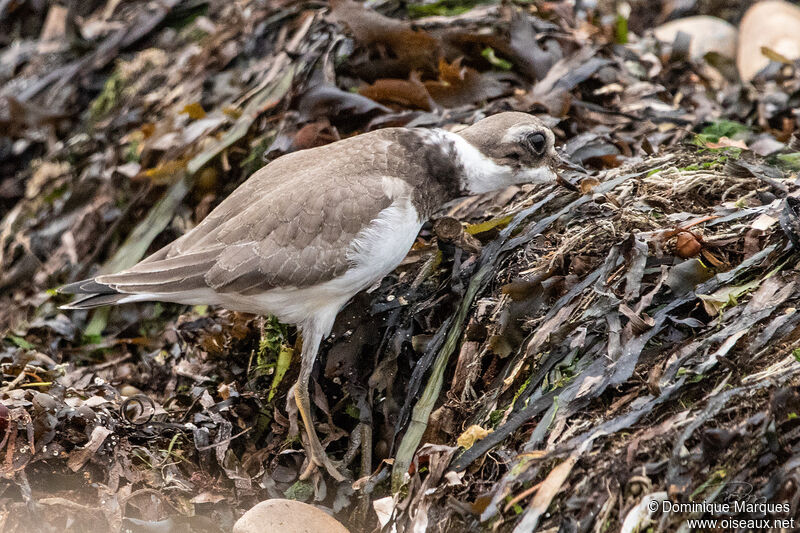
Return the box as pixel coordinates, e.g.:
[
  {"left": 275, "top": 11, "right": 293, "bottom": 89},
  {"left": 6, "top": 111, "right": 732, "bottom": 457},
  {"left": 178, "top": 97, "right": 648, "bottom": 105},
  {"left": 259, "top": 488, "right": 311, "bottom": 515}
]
[{"left": 62, "top": 128, "right": 425, "bottom": 308}]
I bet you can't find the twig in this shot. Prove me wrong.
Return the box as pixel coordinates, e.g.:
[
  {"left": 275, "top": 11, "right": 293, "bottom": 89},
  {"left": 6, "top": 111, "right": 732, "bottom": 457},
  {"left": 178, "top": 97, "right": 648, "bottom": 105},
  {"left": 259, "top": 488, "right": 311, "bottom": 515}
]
[
  {"left": 504, "top": 481, "right": 543, "bottom": 513},
  {"left": 194, "top": 427, "right": 252, "bottom": 451},
  {"left": 1, "top": 366, "right": 30, "bottom": 392}
]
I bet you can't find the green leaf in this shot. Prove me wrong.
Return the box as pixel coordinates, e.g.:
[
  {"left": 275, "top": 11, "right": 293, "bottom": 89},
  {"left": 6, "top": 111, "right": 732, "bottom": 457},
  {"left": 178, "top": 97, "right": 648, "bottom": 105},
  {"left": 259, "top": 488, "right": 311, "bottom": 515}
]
[
  {"left": 268, "top": 344, "right": 293, "bottom": 402},
  {"left": 466, "top": 214, "right": 513, "bottom": 235},
  {"left": 698, "top": 278, "right": 761, "bottom": 316},
  {"left": 489, "top": 409, "right": 505, "bottom": 427},
  {"left": 83, "top": 308, "right": 109, "bottom": 340},
  {"left": 777, "top": 152, "right": 800, "bottom": 170},
  {"left": 345, "top": 403, "right": 361, "bottom": 420},
  {"left": 89, "top": 71, "right": 125, "bottom": 120},
  {"left": 407, "top": 0, "right": 482, "bottom": 18},
  {"left": 284, "top": 480, "right": 313, "bottom": 501},
  {"left": 7, "top": 335, "right": 34, "bottom": 349},
  {"left": 481, "top": 47, "right": 512, "bottom": 70},
  {"left": 693, "top": 120, "right": 749, "bottom": 146},
  {"left": 615, "top": 13, "right": 628, "bottom": 44}
]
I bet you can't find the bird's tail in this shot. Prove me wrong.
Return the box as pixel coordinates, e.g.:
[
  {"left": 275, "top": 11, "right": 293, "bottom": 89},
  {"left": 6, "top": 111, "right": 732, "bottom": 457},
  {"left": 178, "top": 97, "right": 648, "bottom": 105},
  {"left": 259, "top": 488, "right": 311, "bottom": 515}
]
[{"left": 58, "top": 279, "right": 129, "bottom": 310}]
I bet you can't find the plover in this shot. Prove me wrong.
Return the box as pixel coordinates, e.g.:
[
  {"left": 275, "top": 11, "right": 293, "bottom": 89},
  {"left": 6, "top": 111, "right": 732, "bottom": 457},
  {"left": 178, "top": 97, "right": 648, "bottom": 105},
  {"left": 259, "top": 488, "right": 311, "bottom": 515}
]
[{"left": 61, "top": 112, "right": 561, "bottom": 480}]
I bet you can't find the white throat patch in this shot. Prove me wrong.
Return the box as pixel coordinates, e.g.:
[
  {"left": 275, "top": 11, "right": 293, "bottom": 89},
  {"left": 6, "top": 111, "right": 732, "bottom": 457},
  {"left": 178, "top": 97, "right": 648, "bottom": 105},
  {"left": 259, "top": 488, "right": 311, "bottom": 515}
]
[
  {"left": 433, "top": 130, "right": 554, "bottom": 194},
  {"left": 437, "top": 130, "right": 513, "bottom": 194}
]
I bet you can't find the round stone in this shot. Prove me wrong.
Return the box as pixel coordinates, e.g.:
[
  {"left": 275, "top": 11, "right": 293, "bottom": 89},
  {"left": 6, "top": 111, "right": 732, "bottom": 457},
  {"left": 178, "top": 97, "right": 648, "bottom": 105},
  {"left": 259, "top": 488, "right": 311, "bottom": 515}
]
[{"left": 232, "top": 499, "right": 350, "bottom": 533}]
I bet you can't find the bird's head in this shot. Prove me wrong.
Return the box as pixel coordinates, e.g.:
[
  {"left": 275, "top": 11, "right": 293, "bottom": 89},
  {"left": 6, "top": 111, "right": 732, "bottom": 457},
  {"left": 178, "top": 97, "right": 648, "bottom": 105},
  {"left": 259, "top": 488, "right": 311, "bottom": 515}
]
[{"left": 454, "top": 112, "right": 563, "bottom": 195}]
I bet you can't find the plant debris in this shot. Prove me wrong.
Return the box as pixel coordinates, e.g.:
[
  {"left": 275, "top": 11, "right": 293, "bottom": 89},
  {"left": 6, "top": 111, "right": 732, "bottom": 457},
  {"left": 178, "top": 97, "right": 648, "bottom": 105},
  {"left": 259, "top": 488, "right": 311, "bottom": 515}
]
[{"left": 2, "top": 0, "right": 800, "bottom": 531}]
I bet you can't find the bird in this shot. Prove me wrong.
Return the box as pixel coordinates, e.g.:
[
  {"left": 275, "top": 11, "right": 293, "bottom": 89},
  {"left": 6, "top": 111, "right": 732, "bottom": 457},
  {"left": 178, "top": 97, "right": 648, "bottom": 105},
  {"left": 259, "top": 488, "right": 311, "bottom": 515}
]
[{"left": 60, "top": 111, "right": 562, "bottom": 481}]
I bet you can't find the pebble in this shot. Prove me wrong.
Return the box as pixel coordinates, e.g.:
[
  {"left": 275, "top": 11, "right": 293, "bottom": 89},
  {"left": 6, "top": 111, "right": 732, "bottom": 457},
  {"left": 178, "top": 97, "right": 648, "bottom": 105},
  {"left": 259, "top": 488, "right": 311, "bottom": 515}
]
[
  {"left": 653, "top": 16, "right": 737, "bottom": 61},
  {"left": 737, "top": 1, "right": 800, "bottom": 81},
  {"left": 232, "top": 499, "right": 350, "bottom": 533}
]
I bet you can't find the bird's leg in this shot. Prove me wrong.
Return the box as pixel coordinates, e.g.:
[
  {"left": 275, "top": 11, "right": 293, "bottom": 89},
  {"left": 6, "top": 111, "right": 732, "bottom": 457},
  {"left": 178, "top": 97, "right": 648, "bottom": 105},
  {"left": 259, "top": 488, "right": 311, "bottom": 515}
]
[{"left": 295, "top": 329, "right": 347, "bottom": 482}]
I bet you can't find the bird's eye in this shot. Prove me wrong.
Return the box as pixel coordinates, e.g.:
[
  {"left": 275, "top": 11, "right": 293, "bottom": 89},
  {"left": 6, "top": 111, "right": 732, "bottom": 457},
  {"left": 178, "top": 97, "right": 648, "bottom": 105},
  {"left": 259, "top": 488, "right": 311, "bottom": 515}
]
[{"left": 525, "top": 132, "right": 547, "bottom": 155}]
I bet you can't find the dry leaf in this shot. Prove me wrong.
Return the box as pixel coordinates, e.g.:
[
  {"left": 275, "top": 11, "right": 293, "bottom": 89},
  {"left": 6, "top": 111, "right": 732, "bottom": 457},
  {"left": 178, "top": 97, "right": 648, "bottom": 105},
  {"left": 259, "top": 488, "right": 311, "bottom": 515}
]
[
  {"left": 424, "top": 58, "right": 509, "bottom": 108},
  {"left": 457, "top": 425, "right": 493, "bottom": 450},
  {"left": 181, "top": 102, "right": 207, "bottom": 119},
  {"left": 675, "top": 232, "right": 702, "bottom": 258},
  {"left": 704, "top": 136, "right": 747, "bottom": 149},
  {"left": 579, "top": 176, "right": 600, "bottom": 195},
  {"left": 359, "top": 75, "right": 434, "bottom": 110}
]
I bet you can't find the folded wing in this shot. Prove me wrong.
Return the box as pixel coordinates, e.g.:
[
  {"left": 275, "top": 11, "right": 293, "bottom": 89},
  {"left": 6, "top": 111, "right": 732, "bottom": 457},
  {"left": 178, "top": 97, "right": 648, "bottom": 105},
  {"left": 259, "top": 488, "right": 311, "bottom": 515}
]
[{"left": 61, "top": 136, "right": 399, "bottom": 308}]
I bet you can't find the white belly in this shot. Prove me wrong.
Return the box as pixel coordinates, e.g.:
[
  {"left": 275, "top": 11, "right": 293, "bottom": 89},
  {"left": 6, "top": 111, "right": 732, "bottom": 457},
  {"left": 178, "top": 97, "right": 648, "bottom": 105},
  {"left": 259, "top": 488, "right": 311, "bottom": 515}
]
[{"left": 251, "top": 198, "right": 422, "bottom": 333}]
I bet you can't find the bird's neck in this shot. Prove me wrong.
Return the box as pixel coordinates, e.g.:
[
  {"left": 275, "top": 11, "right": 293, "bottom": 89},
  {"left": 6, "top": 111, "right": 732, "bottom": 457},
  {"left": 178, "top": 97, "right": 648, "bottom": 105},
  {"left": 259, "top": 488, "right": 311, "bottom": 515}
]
[
  {"left": 401, "top": 128, "right": 514, "bottom": 218},
  {"left": 441, "top": 131, "right": 515, "bottom": 194}
]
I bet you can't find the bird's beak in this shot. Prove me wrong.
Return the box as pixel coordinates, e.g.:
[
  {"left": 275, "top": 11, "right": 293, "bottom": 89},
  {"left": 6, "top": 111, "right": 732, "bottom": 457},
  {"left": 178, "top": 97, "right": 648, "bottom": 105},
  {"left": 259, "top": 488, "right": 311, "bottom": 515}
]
[
  {"left": 556, "top": 152, "right": 585, "bottom": 173},
  {"left": 553, "top": 151, "right": 583, "bottom": 191}
]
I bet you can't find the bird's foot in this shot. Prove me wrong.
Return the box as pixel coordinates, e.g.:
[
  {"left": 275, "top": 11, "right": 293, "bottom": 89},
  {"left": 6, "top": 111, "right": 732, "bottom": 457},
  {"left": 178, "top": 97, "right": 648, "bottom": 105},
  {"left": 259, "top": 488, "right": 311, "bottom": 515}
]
[
  {"left": 299, "top": 432, "right": 347, "bottom": 482},
  {"left": 292, "top": 335, "right": 349, "bottom": 483},
  {"left": 293, "top": 383, "right": 348, "bottom": 482}
]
